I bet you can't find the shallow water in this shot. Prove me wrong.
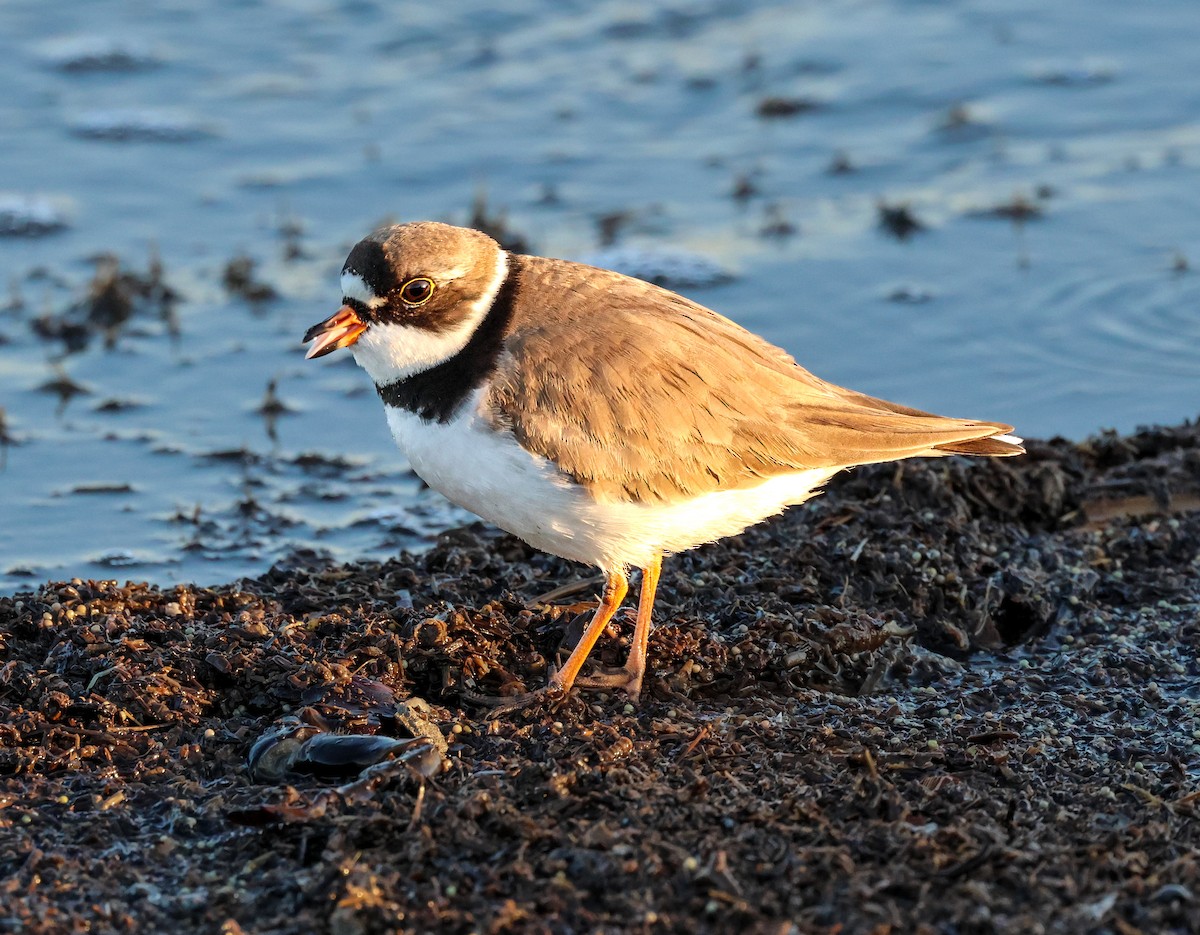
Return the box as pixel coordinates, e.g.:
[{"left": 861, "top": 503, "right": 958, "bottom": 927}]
[{"left": 1, "top": 0, "right": 1198, "bottom": 591}]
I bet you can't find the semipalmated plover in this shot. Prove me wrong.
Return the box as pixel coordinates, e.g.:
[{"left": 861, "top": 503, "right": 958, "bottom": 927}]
[{"left": 304, "top": 222, "right": 1023, "bottom": 703}]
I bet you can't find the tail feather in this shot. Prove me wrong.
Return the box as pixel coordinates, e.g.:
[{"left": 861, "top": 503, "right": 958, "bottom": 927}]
[
  {"left": 828, "top": 387, "right": 1024, "bottom": 459},
  {"left": 935, "top": 430, "right": 1025, "bottom": 457}
]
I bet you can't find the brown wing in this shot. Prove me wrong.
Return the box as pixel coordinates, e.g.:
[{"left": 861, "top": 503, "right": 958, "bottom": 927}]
[{"left": 485, "top": 255, "right": 1022, "bottom": 504}]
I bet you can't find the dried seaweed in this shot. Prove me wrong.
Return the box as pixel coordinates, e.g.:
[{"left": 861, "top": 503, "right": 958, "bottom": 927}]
[{"left": 1, "top": 424, "right": 1198, "bottom": 933}]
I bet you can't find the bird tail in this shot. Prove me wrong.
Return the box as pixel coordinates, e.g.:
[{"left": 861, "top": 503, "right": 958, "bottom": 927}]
[{"left": 934, "top": 430, "right": 1025, "bottom": 457}]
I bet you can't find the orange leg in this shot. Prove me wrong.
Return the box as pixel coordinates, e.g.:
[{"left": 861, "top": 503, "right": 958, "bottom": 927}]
[
  {"left": 574, "top": 555, "right": 662, "bottom": 700},
  {"left": 547, "top": 568, "right": 628, "bottom": 695},
  {"left": 625, "top": 554, "right": 662, "bottom": 699}
]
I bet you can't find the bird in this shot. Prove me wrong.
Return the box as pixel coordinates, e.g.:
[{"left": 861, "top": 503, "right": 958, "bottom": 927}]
[{"left": 304, "top": 221, "right": 1023, "bottom": 704}]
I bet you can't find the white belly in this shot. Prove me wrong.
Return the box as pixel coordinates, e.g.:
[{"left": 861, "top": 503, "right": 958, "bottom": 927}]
[{"left": 384, "top": 391, "right": 837, "bottom": 572}]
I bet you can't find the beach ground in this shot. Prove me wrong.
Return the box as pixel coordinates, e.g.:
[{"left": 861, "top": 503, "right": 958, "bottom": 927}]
[{"left": 2, "top": 423, "right": 1198, "bottom": 934}]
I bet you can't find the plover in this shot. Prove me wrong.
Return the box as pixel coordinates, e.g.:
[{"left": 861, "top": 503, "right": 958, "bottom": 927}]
[{"left": 304, "top": 222, "right": 1022, "bottom": 702}]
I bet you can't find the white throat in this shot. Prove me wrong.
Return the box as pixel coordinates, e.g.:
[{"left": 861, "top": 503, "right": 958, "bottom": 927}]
[{"left": 349, "top": 250, "right": 508, "bottom": 387}]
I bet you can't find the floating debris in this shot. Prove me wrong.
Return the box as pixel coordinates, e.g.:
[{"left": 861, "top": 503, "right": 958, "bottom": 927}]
[
  {"left": 465, "top": 191, "right": 530, "bottom": 253},
  {"left": 175, "top": 482, "right": 302, "bottom": 563},
  {"left": 222, "top": 255, "right": 278, "bottom": 303},
  {"left": 730, "top": 173, "right": 758, "bottom": 202},
  {"left": 877, "top": 201, "right": 926, "bottom": 240},
  {"left": 70, "top": 109, "right": 213, "bottom": 142},
  {"left": 759, "top": 203, "right": 796, "bottom": 238},
  {"left": 30, "top": 314, "right": 90, "bottom": 354},
  {"left": 278, "top": 213, "right": 307, "bottom": 261},
  {"left": 201, "top": 446, "right": 262, "bottom": 466},
  {"left": 288, "top": 451, "right": 363, "bottom": 475},
  {"left": 37, "top": 364, "right": 90, "bottom": 411},
  {"left": 0, "top": 194, "right": 69, "bottom": 237},
  {"left": 257, "top": 378, "right": 293, "bottom": 442},
  {"left": 578, "top": 246, "right": 733, "bottom": 288},
  {"left": 257, "top": 378, "right": 292, "bottom": 418},
  {"left": 1028, "top": 62, "right": 1116, "bottom": 87},
  {"left": 0, "top": 407, "right": 14, "bottom": 468},
  {"left": 755, "top": 96, "right": 819, "bottom": 118},
  {"left": 353, "top": 506, "right": 419, "bottom": 531},
  {"left": 935, "top": 102, "right": 990, "bottom": 140},
  {"left": 93, "top": 398, "right": 144, "bottom": 413},
  {"left": 92, "top": 549, "right": 142, "bottom": 567},
  {"left": 29, "top": 251, "right": 179, "bottom": 354},
  {"left": 596, "top": 210, "right": 634, "bottom": 247},
  {"left": 968, "top": 193, "right": 1045, "bottom": 223},
  {"left": 827, "top": 150, "right": 855, "bottom": 175},
  {"left": 884, "top": 283, "right": 936, "bottom": 304},
  {"left": 39, "top": 36, "right": 162, "bottom": 72},
  {"left": 86, "top": 256, "right": 134, "bottom": 348},
  {"left": 71, "top": 483, "right": 135, "bottom": 495}
]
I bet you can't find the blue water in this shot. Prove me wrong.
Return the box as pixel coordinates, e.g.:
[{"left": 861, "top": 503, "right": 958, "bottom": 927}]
[{"left": 1, "top": 0, "right": 1198, "bottom": 590}]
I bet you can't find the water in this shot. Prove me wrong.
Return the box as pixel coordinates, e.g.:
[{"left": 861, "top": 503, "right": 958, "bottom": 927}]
[{"left": 2, "top": 0, "right": 1198, "bottom": 591}]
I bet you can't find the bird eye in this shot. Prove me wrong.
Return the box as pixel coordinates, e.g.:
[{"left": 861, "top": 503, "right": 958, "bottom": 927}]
[{"left": 398, "top": 278, "right": 435, "bottom": 306}]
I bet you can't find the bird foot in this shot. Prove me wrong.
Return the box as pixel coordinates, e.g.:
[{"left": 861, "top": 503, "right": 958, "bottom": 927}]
[
  {"left": 460, "top": 662, "right": 645, "bottom": 713},
  {"left": 574, "top": 666, "right": 645, "bottom": 701}
]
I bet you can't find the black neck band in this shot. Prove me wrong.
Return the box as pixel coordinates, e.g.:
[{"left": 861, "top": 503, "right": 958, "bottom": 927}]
[{"left": 375, "top": 254, "right": 518, "bottom": 424}]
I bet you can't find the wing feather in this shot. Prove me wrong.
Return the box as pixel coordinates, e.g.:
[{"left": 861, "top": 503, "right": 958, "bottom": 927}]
[{"left": 485, "top": 256, "right": 1022, "bottom": 503}]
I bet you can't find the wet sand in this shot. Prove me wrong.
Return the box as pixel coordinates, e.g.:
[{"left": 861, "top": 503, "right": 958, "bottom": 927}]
[{"left": 2, "top": 422, "right": 1197, "bottom": 933}]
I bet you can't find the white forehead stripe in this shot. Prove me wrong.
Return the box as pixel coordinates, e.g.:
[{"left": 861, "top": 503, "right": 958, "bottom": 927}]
[{"left": 341, "top": 271, "right": 386, "bottom": 308}]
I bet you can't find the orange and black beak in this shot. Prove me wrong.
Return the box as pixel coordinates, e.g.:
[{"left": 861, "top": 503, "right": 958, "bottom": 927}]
[{"left": 303, "top": 306, "right": 367, "bottom": 359}]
